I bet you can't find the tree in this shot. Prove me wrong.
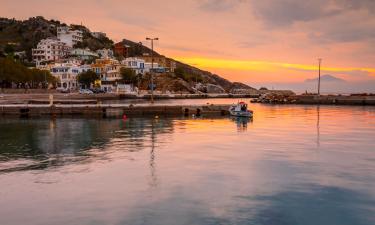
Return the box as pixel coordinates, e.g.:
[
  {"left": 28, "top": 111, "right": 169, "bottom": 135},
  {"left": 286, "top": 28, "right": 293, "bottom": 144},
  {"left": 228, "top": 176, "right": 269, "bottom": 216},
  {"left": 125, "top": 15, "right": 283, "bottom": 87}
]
[
  {"left": 120, "top": 67, "right": 137, "bottom": 84},
  {"left": 174, "top": 67, "right": 185, "bottom": 79},
  {"left": 77, "top": 70, "right": 99, "bottom": 88},
  {"left": 0, "top": 57, "right": 30, "bottom": 83},
  {"left": 4, "top": 44, "right": 15, "bottom": 55},
  {"left": 174, "top": 67, "right": 203, "bottom": 83},
  {"left": 0, "top": 57, "right": 56, "bottom": 88},
  {"left": 29, "top": 68, "right": 56, "bottom": 84}
]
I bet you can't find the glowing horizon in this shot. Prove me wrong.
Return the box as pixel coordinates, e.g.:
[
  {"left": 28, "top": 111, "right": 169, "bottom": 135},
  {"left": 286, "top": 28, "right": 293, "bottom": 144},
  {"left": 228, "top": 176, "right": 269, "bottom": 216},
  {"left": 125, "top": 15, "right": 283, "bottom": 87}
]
[{"left": 175, "top": 57, "right": 375, "bottom": 77}]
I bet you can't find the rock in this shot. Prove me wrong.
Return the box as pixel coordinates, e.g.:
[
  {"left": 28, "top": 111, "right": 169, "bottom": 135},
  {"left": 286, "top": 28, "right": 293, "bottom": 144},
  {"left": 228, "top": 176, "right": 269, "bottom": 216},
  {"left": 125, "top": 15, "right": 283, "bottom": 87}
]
[
  {"left": 194, "top": 83, "right": 207, "bottom": 93},
  {"left": 229, "top": 82, "right": 260, "bottom": 95},
  {"left": 206, "top": 84, "right": 225, "bottom": 93},
  {"left": 259, "top": 90, "right": 295, "bottom": 96},
  {"left": 230, "top": 88, "right": 260, "bottom": 95}
]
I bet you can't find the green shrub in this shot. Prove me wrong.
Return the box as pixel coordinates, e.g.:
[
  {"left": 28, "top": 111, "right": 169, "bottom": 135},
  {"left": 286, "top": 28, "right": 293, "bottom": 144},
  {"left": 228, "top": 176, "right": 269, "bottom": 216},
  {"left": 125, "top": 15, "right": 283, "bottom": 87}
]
[{"left": 0, "top": 57, "right": 55, "bottom": 85}]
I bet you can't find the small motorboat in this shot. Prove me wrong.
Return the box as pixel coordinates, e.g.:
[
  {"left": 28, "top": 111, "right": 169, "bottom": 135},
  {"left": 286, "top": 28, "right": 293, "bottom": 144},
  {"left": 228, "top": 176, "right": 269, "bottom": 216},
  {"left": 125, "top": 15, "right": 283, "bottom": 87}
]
[{"left": 229, "top": 102, "right": 253, "bottom": 117}]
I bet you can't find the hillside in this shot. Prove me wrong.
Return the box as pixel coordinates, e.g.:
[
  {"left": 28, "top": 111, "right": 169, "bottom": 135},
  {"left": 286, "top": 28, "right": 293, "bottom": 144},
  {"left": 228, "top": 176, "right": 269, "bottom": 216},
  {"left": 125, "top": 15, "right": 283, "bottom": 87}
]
[
  {"left": 0, "top": 17, "right": 57, "bottom": 60},
  {"left": 0, "top": 16, "right": 113, "bottom": 60},
  {"left": 119, "top": 38, "right": 257, "bottom": 92},
  {"left": 0, "top": 16, "right": 258, "bottom": 93}
]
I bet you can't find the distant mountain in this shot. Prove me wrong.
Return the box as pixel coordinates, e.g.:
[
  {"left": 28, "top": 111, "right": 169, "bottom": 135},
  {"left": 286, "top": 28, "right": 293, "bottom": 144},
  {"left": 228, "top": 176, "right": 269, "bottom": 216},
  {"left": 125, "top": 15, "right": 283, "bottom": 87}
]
[{"left": 305, "top": 74, "right": 346, "bottom": 83}]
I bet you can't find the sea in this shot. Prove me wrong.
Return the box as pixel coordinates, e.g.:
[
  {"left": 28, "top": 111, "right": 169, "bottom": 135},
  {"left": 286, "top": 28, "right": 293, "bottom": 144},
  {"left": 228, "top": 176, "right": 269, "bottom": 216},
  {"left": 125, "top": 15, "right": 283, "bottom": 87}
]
[{"left": 0, "top": 99, "right": 374, "bottom": 225}]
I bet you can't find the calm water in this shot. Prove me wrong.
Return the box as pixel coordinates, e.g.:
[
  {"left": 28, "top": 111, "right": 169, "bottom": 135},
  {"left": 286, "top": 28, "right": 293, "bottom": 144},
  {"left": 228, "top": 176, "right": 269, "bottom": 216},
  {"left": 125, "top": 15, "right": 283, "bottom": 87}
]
[{"left": 0, "top": 101, "right": 375, "bottom": 225}]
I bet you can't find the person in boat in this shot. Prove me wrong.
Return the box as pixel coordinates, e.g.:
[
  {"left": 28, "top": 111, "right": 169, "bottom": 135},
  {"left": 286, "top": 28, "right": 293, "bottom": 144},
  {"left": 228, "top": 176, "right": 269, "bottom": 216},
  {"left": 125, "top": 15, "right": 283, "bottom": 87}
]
[{"left": 241, "top": 103, "right": 247, "bottom": 111}]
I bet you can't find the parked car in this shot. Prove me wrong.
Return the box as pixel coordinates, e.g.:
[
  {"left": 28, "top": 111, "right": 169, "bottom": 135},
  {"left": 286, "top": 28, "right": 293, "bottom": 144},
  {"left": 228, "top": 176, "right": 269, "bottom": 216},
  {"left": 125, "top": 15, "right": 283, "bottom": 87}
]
[
  {"left": 56, "top": 87, "right": 70, "bottom": 93},
  {"left": 79, "top": 89, "right": 94, "bottom": 94},
  {"left": 90, "top": 88, "right": 106, "bottom": 94}
]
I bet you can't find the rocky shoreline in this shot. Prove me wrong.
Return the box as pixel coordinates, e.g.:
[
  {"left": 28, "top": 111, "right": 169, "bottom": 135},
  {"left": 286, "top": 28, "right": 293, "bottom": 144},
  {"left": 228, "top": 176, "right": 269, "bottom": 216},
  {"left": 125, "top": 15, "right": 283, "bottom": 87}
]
[{"left": 251, "top": 93, "right": 375, "bottom": 106}]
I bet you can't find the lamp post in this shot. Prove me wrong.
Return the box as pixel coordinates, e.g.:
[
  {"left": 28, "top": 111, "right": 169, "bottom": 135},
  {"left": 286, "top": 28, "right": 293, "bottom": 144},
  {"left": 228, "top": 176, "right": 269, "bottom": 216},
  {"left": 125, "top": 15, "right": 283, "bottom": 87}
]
[
  {"left": 146, "top": 37, "right": 158, "bottom": 103},
  {"left": 318, "top": 58, "right": 322, "bottom": 97}
]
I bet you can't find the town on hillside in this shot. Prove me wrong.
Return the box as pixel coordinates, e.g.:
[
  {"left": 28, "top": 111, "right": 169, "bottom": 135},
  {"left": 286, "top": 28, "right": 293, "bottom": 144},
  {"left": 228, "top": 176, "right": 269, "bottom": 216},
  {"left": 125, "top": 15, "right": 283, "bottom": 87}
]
[
  {"left": 6, "top": 22, "right": 176, "bottom": 93},
  {"left": 0, "top": 17, "right": 261, "bottom": 95}
]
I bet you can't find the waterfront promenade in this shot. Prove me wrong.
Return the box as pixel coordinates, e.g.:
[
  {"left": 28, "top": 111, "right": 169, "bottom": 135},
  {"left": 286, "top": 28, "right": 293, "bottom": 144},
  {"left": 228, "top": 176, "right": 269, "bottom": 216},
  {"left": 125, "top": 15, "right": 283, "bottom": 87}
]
[
  {"left": 0, "top": 92, "right": 259, "bottom": 105},
  {"left": 1, "top": 92, "right": 375, "bottom": 106}
]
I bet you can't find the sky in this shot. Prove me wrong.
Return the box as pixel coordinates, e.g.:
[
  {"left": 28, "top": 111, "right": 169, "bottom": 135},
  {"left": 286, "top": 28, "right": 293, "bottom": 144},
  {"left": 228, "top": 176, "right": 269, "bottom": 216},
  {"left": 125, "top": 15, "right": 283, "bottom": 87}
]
[{"left": 1, "top": 0, "right": 375, "bottom": 92}]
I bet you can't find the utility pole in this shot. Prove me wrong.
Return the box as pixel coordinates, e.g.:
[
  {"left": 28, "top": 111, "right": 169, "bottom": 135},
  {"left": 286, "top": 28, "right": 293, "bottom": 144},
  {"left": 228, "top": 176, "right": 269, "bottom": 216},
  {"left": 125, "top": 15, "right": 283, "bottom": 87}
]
[
  {"left": 146, "top": 37, "right": 158, "bottom": 103},
  {"left": 318, "top": 58, "right": 322, "bottom": 96}
]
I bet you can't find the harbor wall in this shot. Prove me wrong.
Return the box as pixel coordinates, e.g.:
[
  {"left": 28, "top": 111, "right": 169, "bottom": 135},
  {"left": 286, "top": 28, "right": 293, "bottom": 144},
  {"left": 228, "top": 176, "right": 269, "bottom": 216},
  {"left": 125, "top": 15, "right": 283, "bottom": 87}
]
[{"left": 0, "top": 104, "right": 230, "bottom": 118}]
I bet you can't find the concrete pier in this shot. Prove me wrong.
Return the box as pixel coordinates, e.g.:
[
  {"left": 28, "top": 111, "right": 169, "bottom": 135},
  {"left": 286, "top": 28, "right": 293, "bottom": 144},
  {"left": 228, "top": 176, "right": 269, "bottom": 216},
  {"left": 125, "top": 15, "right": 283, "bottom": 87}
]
[{"left": 0, "top": 103, "right": 230, "bottom": 118}]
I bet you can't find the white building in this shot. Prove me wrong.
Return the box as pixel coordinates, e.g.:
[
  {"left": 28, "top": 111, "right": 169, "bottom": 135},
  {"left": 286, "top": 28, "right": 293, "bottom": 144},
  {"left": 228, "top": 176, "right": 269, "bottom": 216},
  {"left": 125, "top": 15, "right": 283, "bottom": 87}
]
[
  {"left": 96, "top": 49, "right": 114, "bottom": 59},
  {"left": 122, "top": 57, "right": 146, "bottom": 75},
  {"left": 144, "top": 62, "right": 164, "bottom": 73},
  {"left": 50, "top": 63, "right": 90, "bottom": 90},
  {"left": 57, "top": 26, "right": 83, "bottom": 47},
  {"left": 32, "top": 38, "right": 71, "bottom": 67},
  {"left": 70, "top": 48, "right": 99, "bottom": 60}
]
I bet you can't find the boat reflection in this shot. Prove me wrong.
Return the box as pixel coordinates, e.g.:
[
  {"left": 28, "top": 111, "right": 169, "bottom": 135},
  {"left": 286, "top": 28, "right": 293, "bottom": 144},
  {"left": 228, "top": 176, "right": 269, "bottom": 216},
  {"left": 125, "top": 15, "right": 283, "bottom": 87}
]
[{"left": 231, "top": 116, "right": 253, "bottom": 132}]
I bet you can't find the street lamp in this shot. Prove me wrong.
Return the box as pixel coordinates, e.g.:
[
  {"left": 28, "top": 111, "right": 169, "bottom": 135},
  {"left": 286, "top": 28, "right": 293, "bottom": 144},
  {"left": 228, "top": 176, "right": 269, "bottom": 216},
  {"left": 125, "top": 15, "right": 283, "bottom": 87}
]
[
  {"left": 146, "top": 37, "right": 159, "bottom": 103},
  {"left": 318, "top": 58, "right": 322, "bottom": 97}
]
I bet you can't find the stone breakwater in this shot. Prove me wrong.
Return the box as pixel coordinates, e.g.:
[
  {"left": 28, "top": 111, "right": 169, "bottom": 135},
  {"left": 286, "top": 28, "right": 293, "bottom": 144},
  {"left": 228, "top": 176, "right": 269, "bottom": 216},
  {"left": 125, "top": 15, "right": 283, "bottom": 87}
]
[{"left": 252, "top": 94, "right": 375, "bottom": 105}]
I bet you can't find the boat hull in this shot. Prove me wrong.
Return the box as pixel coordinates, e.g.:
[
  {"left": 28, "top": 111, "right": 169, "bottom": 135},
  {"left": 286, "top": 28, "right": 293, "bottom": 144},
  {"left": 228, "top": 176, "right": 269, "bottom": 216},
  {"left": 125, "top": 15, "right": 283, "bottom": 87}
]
[{"left": 229, "top": 110, "right": 253, "bottom": 117}]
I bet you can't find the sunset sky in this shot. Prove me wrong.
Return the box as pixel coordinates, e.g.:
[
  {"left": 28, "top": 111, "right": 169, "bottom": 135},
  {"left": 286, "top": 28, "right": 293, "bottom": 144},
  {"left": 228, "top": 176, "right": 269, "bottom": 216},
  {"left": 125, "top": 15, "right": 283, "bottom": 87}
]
[{"left": 2, "top": 0, "right": 375, "bottom": 91}]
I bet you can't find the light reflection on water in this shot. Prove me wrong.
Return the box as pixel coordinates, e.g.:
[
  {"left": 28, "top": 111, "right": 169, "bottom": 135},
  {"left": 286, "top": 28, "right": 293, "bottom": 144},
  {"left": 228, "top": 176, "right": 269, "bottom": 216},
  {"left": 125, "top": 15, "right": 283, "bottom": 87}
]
[{"left": 0, "top": 102, "right": 374, "bottom": 225}]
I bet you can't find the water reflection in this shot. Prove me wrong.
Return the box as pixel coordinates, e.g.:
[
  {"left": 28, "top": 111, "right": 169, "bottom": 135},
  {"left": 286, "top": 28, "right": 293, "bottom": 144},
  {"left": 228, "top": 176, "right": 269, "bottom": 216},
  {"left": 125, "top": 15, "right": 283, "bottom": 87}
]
[
  {"left": 119, "top": 184, "right": 375, "bottom": 225},
  {"left": 317, "top": 105, "right": 320, "bottom": 147},
  {"left": 0, "top": 104, "right": 375, "bottom": 225},
  {"left": 231, "top": 116, "right": 253, "bottom": 132},
  {"left": 0, "top": 117, "right": 174, "bottom": 173},
  {"left": 234, "top": 185, "right": 375, "bottom": 225},
  {"left": 149, "top": 118, "right": 158, "bottom": 188}
]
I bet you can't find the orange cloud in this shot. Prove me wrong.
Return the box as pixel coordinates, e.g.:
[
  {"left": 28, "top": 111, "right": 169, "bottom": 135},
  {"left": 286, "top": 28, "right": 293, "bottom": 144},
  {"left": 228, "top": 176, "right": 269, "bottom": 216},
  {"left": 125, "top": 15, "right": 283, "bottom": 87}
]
[{"left": 175, "top": 57, "right": 375, "bottom": 76}]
